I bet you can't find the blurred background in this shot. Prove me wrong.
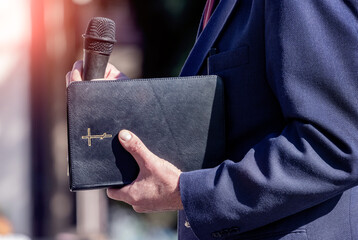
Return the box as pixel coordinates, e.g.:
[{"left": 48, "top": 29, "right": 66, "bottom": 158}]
[{"left": 0, "top": 0, "right": 204, "bottom": 239}]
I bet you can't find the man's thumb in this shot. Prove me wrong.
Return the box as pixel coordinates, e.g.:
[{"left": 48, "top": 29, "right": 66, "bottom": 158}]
[{"left": 118, "top": 130, "right": 153, "bottom": 166}]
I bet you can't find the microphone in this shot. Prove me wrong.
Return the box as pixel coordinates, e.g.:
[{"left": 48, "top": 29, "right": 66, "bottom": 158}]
[{"left": 82, "top": 17, "right": 116, "bottom": 81}]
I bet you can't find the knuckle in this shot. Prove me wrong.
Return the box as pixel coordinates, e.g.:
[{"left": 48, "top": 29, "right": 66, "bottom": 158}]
[
  {"left": 128, "top": 139, "right": 143, "bottom": 154},
  {"left": 129, "top": 195, "right": 139, "bottom": 206},
  {"left": 129, "top": 193, "right": 142, "bottom": 206},
  {"left": 126, "top": 185, "right": 140, "bottom": 205}
]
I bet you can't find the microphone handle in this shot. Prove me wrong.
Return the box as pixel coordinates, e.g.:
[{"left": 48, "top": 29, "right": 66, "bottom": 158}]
[{"left": 82, "top": 50, "right": 110, "bottom": 81}]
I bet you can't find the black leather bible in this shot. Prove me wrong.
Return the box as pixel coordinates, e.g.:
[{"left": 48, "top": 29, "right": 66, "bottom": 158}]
[{"left": 67, "top": 75, "right": 225, "bottom": 191}]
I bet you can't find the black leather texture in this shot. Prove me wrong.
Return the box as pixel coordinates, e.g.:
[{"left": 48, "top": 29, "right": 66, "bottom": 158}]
[{"left": 67, "top": 75, "right": 225, "bottom": 191}]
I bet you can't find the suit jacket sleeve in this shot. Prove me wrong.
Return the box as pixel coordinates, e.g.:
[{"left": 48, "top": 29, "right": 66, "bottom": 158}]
[{"left": 180, "top": 1, "right": 358, "bottom": 238}]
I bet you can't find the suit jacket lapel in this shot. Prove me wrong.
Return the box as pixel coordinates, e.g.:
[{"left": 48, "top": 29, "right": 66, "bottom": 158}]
[{"left": 180, "top": 0, "right": 238, "bottom": 76}]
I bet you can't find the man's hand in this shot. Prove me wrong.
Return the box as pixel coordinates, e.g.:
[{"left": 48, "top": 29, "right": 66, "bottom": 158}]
[
  {"left": 65, "top": 60, "right": 126, "bottom": 86},
  {"left": 107, "top": 130, "right": 183, "bottom": 213}
]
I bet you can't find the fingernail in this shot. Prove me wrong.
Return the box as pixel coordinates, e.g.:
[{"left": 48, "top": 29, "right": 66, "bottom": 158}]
[{"left": 119, "top": 130, "right": 132, "bottom": 142}]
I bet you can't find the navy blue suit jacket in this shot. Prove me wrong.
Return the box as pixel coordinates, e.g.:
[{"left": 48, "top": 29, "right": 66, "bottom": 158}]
[{"left": 178, "top": 0, "right": 358, "bottom": 239}]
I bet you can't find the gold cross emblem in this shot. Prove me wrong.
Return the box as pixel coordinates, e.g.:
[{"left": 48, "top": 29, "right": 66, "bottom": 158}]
[{"left": 81, "top": 128, "right": 113, "bottom": 147}]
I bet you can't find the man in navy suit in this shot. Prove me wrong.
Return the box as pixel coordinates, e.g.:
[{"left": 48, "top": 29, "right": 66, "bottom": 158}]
[{"left": 67, "top": 0, "right": 358, "bottom": 239}]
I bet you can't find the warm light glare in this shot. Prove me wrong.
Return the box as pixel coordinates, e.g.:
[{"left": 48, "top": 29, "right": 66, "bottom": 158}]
[
  {"left": 0, "top": 0, "right": 31, "bottom": 235},
  {"left": 0, "top": 0, "right": 30, "bottom": 85},
  {"left": 0, "top": 1, "right": 30, "bottom": 46}
]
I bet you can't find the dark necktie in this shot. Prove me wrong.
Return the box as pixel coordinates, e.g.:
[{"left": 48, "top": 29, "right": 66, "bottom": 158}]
[{"left": 202, "top": 0, "right": 217, "bottom": 29}]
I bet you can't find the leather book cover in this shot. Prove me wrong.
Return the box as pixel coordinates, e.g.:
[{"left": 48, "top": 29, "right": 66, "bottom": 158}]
[{"left": 67, "top": 75, "right": 225, "bottom": 191}]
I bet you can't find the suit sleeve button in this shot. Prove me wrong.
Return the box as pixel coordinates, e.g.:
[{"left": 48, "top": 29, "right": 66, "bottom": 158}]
[{"left": 184, "top": 220, "right": 191, "bottom": 228}]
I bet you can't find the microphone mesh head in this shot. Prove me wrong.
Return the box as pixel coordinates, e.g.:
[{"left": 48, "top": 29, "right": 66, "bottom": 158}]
[{"left": 83, "top": 17, "right": 116, "bottom": 55}]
